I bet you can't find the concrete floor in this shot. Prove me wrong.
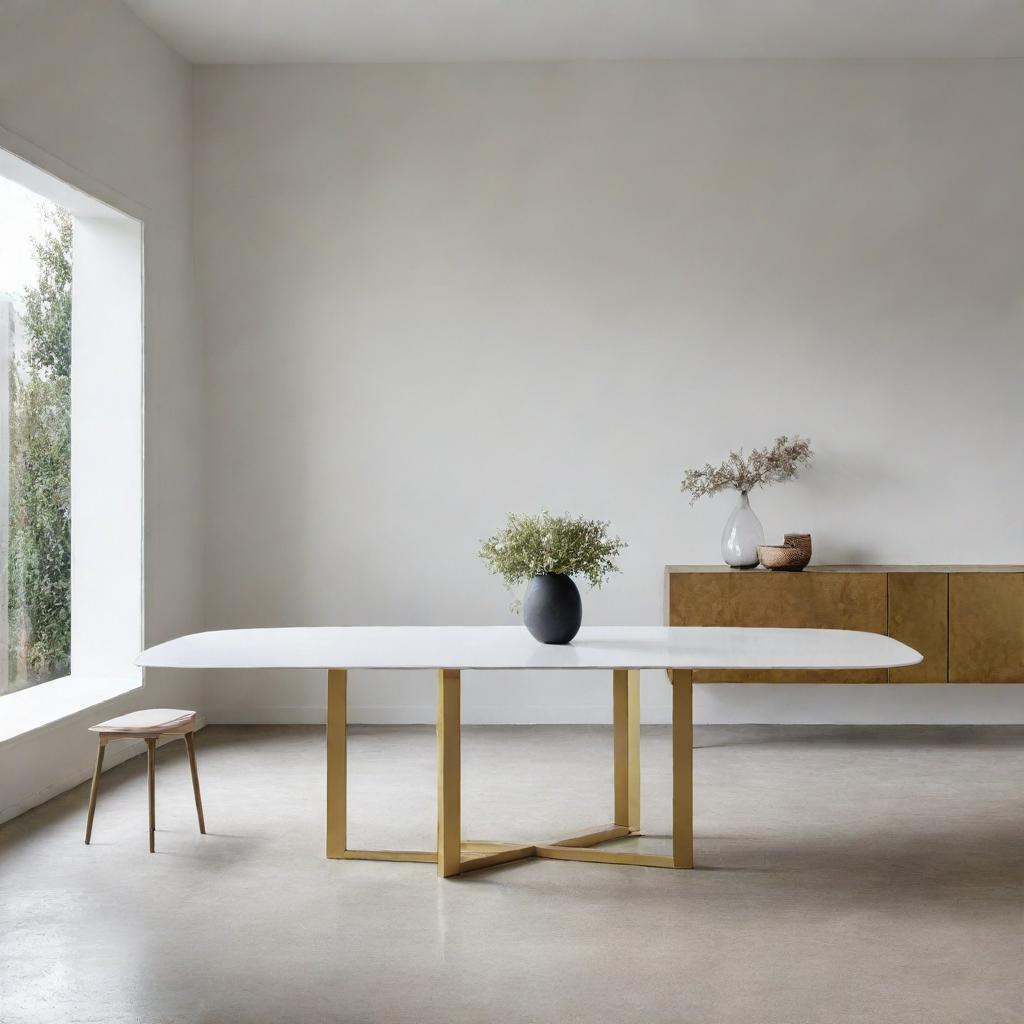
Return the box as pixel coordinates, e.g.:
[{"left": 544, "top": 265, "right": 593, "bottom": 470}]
[{"left": 1, "top": 725, "right": 1022, "bottom": 1024}]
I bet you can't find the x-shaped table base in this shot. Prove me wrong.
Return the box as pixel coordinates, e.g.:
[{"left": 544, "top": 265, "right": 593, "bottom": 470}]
[{"left": 326, "top": 668, "right": 694, "bottom": 877}]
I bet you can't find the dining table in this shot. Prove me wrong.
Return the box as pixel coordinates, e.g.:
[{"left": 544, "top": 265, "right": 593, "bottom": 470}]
[{"left": 138, "top": 625, "right": 921, "bottom": 877}]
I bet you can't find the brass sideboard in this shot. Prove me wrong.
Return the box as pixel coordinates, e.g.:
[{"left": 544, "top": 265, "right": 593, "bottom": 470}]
[{"left": 665, "top": 565, "right": 1024, "bottom": 684}]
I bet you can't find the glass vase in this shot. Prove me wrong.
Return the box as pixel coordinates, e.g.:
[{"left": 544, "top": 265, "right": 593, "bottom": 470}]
[{"left": 721, "top": 491, "right": 764, "bottom": 568}]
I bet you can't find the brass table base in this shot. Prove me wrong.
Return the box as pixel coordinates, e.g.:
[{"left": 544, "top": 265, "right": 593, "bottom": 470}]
[{"left": 326, "top": 667, "right": 694, "bottom": 877}]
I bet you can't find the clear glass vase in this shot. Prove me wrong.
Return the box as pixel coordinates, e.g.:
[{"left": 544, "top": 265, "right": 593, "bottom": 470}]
[{"left": 721, "top": 491, "right": 764, "bottom": 568}]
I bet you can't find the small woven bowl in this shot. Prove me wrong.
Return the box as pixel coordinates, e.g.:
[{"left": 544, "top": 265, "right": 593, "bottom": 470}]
[
  {"left": 757, "top": 544, "right": 811, "bottom": 571},
  {"left": 783, "top": 533, "right": 812, "bottom": 559}
]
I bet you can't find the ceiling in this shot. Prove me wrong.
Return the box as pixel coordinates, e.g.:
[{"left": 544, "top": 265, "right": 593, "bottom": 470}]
[{"left": 122, "top": 0, "right": 1024, "bottom": 63}]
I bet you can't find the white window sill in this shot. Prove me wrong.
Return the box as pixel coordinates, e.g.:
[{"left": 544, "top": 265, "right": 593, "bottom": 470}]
[{"left": 0, "top": 675, "right": 142, "bottom": 746}]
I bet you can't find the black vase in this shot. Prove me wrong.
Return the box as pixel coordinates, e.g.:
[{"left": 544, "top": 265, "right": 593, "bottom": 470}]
[{"left": 523, "top": 573, "right": 582, "bottom": 644}]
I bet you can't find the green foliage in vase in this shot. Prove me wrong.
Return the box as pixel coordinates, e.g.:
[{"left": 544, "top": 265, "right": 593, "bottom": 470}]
[
  {"left": 479, "top": 511, "right": 626, "bottom": 591},
  {"left": 680, "top": 434, "right": 813, "bottom": 506},
  {"left": 9, "top": 206, "right": 72, "bottom": 683}
]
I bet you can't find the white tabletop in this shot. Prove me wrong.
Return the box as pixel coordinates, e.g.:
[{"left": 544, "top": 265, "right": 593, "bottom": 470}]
[{"left": 137, "top": 626, "right": 920, "bottom": 672}]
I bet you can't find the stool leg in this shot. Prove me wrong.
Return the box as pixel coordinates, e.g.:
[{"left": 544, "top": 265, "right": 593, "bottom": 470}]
[
  {"left": 84, "top": 739, "right": 105, "bottom": 844},
  {"left": 184, "top": 731, "right": 206, "bottom": 834},
  {"left": 146, "top": 737, "right": 157, "bottom": 853}
]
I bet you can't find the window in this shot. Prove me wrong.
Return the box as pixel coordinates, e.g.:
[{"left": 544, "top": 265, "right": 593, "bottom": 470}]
[
  {"left": 0, "top": 178, "right": 71, "bottom": 693},
  {"left": 0, "top": 144, "right": 143, "bottom": 713}
]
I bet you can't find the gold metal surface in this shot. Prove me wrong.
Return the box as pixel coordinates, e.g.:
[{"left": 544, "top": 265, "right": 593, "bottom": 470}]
[
  {"left": 532, "top": 669, "right": 694, "bottom": 871},
  {"left": 325, "top": 669, "right": 347, "bottom": 858},
  {"left": 671, "top": 669, "right": 694, "bottom": 868},
  {"left": 533, "top": 823, "right": 667, "bottom": 866},
  {"left": 612, "top": 668, "right": 641, "bottom": 830},
  {"left": 459, "top": 843, "right": 536, "bottom": 873},
  {"left": 543, "top": 824, "right": 631, "bottom": 848},
  {"left": 322, "top": 667, "right": 699, "bottom": 877},
  {"left": 888, "top": 573, "right": 948, "bottom": 683},
  {"left": 436, "top": 668, "right": 462, "bottom": 877},
  {"left": 341, "top": 849, "right": 437, "bottom": 863},
  {"left": 535, "top": 847, "right": 677, "bottom": 868}
]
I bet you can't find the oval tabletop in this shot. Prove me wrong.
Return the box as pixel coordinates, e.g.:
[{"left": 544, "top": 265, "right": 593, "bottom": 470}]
[{"left": 137, "top": 626, "right": 921, "bottom": 672}]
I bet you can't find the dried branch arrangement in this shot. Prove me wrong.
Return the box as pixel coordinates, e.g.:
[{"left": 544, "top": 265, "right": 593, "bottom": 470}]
[{"left": 680, "top": 435, "right": 813, "bottom": 505}]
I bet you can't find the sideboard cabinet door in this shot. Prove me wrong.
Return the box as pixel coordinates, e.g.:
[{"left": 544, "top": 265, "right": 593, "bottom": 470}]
[
  {"left": 668, "top": 571, "right": 888, "bottom": 683},
  {"left": 948, "top": 573, "right": 1024, "bottom": 683},
  {"left": 887, "top": 573, "right": 948, "bottom": 683}
]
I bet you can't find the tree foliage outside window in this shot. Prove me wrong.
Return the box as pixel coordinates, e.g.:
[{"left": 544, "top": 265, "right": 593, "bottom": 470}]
[{"left": 8, "top": 207, "right": 72, "bottom": 686}]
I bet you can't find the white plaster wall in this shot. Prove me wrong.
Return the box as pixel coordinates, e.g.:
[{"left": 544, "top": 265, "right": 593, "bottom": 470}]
[
  {"left": 71, "top": 214, "right": 143, "bottom": 683},
  {"left": 0, "top": 0, "right": 204, "bottom": 819},
  {"left": 193, "top": 61, "right": 1024, "bottom": 725}
]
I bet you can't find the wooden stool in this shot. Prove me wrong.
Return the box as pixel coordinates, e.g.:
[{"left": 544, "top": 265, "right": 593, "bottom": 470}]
[{"left": 85, "top": 709, "right": 205, "bottom": 852}]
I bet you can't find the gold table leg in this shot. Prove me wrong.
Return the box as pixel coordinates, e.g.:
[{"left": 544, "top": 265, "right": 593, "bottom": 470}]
[
  {"left": 326, "top": 669, "right": 347, "bottom": 858},
  {"left": 436, "top": 668, "right": 462, "bottom": 877},
  {"left": 534, "top": 666, "right": 694, "bottom": 869},
  {"left": 326, "top": 665, "right": 695, "bottom": 877},
  {"left": 671, "top": 668, "right": 694, "bottom": 869},
  {"left": 326, "top": 666, "right": 444, "bottom": 867},
  {"left": 612, "top": 668, "right": 641, "bottom": 831}
]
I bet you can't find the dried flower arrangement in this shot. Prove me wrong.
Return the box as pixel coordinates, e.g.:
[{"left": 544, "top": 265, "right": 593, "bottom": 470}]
[
  {"left": 479, "top": 511, "right": 626, "bottom": 591},
  {"left": 681, "top": 435, "right": 813, "bottom": 505}
]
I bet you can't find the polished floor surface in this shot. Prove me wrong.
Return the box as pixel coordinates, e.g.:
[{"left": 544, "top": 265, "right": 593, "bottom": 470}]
[{"left": 2, "top": 724, "right": 1022, "bottom": 1023}]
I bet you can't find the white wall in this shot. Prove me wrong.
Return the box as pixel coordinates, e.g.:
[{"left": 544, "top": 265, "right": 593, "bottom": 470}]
[
  {"left": 71, "top": 213, "right": 143, "bottom": 682},
  {"left": 0, "top": 0, "right": 204, "bottom": 819},
  {"left": 193, "top": 60, "right": 1024, "bottom": 726}
]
